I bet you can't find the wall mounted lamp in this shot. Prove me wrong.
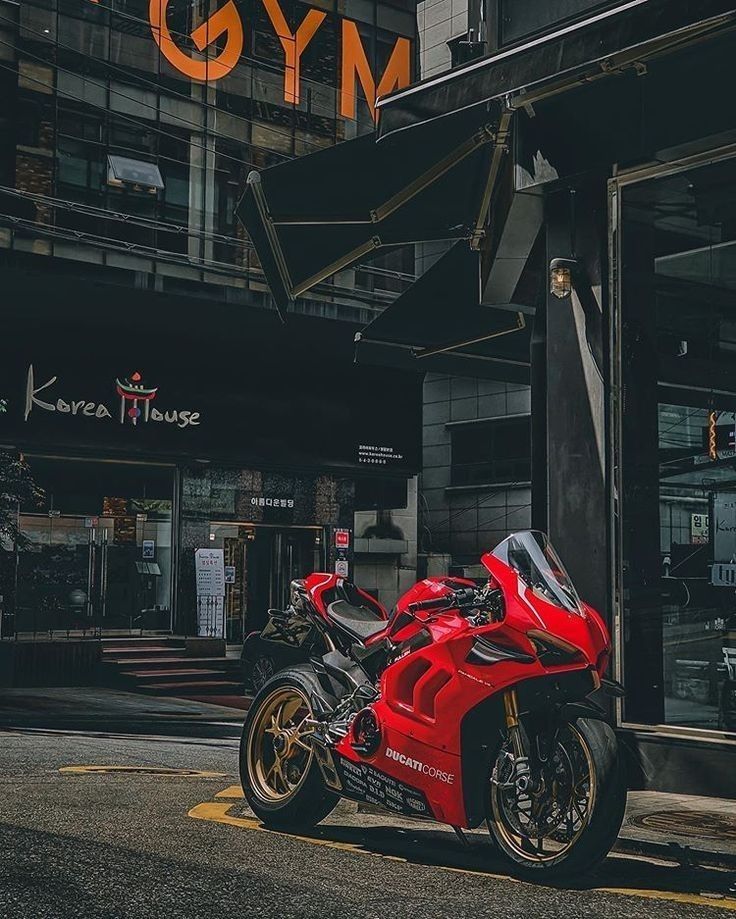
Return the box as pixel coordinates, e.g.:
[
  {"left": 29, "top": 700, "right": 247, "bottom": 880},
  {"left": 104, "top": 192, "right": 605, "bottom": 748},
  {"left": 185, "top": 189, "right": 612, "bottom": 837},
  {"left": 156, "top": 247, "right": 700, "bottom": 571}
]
[{"left": 549, "top": 258, "right": 578, "bottom": 300}]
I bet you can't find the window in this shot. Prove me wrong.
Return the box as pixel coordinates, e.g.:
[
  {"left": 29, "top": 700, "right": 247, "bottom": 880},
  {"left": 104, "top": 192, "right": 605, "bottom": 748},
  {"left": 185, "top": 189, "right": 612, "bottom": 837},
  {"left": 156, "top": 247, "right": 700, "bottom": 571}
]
[
  {"left": 496, "top": 0, "right": 625, "bottom": 47},
  {"left": 618, "top": 154, "right": 736, "bottom": 736},
  {"left": 354, "top": 477, "right": 408, "bottom": 511},
  {"left": 13, "top": 0, "right": 416, "bottom": 299},
  {"left": 450, "top": 416, "right": 531, "bottom": 487}
]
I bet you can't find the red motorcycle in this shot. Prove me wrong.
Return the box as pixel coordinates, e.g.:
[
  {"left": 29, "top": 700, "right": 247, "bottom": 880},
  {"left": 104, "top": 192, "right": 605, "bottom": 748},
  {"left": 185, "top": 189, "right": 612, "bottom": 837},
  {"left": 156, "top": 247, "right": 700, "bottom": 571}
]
[{"left": 239, "top": 531, "right": 627, "bottom": 879}]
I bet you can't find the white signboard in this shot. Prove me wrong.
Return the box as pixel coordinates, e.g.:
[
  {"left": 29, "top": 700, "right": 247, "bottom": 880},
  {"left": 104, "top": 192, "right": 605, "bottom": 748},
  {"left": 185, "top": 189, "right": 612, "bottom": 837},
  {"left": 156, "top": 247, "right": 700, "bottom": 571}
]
[
  {"left": 712, "top": 495, "right": 736, "bottom": 563},
  {"left": 195, "top": 549, "right": 225, "bottom": 638},
  {"left": 691, "top": 513, "right": 709, "bottom": 545},
  {"left": 711, "top": 563, "right": 736, "bottom": 587},
  {"left": 195, "top": 548, "right": 225, "bottom": 598},
  {"left": 335, "top": 559, "right": 350, "bottom": 578},
  {"left": 197, "top": 596, "right": 225, "bottom": 639}
]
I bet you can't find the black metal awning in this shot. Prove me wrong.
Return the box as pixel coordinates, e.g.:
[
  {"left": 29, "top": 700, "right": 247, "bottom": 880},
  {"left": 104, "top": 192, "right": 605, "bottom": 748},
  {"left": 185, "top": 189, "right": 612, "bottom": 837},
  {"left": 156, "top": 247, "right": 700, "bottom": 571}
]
[
  {"left": 237, "top": 0, "right": 735, "bottom": 373},
  {"left": 377, "top": 0, "right": 736, "bottom": 138},
  {"left": 354, "top": 240, "right": 532, "bottom": 382},
  {"left": 237, "top": 103, "right": 509, "bottom": 321}
]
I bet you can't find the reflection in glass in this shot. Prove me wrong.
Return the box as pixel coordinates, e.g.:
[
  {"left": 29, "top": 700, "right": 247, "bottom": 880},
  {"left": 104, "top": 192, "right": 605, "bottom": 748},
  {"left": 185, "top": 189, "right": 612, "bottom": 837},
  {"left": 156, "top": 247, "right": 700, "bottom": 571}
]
[{"left": 620, "top": 156, "right": 736, "bottom": 734}]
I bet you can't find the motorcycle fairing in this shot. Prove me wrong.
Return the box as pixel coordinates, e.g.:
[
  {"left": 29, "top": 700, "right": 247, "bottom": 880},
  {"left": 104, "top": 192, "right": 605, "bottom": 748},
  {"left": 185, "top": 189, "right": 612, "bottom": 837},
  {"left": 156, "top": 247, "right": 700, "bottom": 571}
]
[{"left": 331, "top": 547, "right": 609, "bottom": 829}]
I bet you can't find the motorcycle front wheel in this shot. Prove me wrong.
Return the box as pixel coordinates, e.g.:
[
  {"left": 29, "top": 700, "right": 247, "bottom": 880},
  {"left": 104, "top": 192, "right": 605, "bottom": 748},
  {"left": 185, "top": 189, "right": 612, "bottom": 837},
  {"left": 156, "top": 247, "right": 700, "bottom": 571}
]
[
  {"left": 240, "top": 667, "right": 338, "bottom": 828},
  {"left": 488, "top": 717, "right": 626, "bottom": 880}
]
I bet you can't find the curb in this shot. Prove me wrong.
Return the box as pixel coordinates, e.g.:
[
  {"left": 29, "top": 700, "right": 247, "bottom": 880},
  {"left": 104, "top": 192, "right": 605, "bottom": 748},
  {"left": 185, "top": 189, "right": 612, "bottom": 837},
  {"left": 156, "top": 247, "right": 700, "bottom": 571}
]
[{"left": 614, "top": 835, "right": 736, "bottom": 872}]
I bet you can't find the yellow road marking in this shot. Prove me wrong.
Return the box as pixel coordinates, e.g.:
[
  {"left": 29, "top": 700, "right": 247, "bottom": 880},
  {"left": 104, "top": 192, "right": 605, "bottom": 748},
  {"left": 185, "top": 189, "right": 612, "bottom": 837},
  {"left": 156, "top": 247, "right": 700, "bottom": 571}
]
[
  {"left": 189, "top": 793, "right": 736, "bottom": 911},
  {"left": 61, "top": 765, "right": 227, "bottom": 777}
]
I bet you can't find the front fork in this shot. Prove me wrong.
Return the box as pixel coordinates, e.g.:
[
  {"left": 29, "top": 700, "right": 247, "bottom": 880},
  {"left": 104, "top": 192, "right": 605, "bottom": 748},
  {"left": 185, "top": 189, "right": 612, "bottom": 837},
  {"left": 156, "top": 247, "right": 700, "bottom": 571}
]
[{"left": 503, "top": 688, "right": 532, "bottom": 793}]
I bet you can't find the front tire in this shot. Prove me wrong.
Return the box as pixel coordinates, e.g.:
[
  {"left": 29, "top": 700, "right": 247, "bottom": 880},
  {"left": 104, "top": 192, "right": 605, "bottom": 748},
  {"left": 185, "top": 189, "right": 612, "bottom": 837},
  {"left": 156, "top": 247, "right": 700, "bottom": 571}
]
[
  {"left": 488, "top": 717, "right": 626, "bottom": 880},
  {"left": 240, "top": 667, "right": 338, "bottom": 828}
]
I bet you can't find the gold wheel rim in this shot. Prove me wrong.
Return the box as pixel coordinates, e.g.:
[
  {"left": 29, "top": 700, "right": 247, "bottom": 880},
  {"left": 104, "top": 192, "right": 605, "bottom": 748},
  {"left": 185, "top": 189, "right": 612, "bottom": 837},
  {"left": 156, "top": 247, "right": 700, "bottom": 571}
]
[
  {"left": 246, "top": 686, "right": 314, "bottom": 804},
  {"left": 490, "top": 723, "right": 597, "bottom": 864}
]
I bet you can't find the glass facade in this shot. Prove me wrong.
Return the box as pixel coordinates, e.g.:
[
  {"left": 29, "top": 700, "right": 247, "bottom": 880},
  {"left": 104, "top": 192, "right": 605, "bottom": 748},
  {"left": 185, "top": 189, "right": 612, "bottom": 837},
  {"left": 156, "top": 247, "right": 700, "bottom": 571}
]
[
  {"left": 13, "top": 457, "right": 174, "bottom": 634},
  {"left": 0, "top": 0, "right": 415, "bottom": 314},
  {"left": 619, "top": 154, "right": 736, "bottom": 735},
  {"left": 0, "top": 0, "right": 421, "bottom": 639}
]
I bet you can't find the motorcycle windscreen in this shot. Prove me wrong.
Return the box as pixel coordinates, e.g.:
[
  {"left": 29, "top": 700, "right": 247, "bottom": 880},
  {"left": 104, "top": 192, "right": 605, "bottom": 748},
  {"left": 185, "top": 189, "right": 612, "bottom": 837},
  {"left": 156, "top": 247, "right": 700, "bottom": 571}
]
[
  {"left": 237, "top": 101, "right": 500, "bottom": 319},
  {"left": 487, "top": 530, "right": 585, "bottom": 615}
]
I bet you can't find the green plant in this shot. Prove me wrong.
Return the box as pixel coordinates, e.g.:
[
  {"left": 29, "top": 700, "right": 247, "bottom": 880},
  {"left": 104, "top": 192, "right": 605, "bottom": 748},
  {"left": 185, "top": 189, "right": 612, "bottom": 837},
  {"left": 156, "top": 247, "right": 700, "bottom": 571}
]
[{"left": 0, "top": 452, "right": 44, "bottom": 549}]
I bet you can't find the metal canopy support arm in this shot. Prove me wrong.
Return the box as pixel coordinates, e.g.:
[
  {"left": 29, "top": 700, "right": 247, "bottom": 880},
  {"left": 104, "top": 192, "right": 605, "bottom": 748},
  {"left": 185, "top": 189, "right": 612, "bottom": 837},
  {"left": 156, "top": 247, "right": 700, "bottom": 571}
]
[
  {"left": 471, "top": 107, "right": 513, "bottom": 249},
  {"left": 412, "top": 310, "right": 526, "bottom": 360},
  {"left": 370, "top": 124, "right": 496, "bottom": 224},
  {"left": 267, "top": 123, "right": 498, "bottom": 229}
]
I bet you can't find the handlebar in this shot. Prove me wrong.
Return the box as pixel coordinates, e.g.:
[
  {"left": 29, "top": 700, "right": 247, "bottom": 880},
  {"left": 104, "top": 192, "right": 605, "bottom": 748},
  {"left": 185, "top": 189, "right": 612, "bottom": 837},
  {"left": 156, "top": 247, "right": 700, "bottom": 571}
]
[{"left": 407, "top": 587, "right": 477, "bottom": 614}]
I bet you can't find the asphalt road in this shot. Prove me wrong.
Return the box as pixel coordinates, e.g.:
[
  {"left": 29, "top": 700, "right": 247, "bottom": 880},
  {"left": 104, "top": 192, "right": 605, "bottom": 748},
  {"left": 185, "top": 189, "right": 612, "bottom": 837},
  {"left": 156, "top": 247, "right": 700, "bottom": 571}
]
[{"left": 1, "top": 690, "right": 735, "bottom": 919}]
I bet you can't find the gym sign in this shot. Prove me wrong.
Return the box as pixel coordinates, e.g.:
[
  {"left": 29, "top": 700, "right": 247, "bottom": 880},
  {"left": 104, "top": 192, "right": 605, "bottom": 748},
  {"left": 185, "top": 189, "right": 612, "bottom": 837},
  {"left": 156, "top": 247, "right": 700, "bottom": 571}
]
[{"left": 97, "top": 0, "right": 412, "bottom": 122}]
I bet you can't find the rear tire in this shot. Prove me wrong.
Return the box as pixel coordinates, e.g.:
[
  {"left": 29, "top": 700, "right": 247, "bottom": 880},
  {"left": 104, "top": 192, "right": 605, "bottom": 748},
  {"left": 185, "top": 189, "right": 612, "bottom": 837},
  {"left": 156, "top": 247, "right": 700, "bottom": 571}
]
[
  {"left": 240, "top": 667, "right": 338, "bottom": 828},
  {"left": 488, "top": 717, "right": 627, "bottom": 880}
]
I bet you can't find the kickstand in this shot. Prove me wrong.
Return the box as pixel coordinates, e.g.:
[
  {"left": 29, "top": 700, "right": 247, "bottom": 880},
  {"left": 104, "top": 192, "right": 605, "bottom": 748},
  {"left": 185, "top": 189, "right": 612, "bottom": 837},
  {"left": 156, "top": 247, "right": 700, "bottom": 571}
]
[{"left": 452, "top": 826, "right": 471, "bottom": 848}]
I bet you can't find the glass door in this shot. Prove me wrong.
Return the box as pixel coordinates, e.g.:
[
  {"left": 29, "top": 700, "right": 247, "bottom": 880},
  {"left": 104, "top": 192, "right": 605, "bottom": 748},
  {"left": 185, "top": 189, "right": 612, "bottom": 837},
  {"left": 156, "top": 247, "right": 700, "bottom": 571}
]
[
  {"left": 211, "top": 523, "right": 325, "bottom": 644},
  {"left": 15, "top": 515, "right": 98, "bottom": 635},
  {"left": 14, "top": 512, "right": 173, "bottom": 635}
]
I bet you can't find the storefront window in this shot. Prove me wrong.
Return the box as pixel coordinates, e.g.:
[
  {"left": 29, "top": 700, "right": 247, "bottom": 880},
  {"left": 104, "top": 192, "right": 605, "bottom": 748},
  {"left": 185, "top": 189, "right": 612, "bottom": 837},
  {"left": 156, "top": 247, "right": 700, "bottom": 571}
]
[
  {"left": 619, "top": 155, "right": 736, "bottom": 734},
  {"left": 11, "top": 458, "right": 174, "bottom": 635}
]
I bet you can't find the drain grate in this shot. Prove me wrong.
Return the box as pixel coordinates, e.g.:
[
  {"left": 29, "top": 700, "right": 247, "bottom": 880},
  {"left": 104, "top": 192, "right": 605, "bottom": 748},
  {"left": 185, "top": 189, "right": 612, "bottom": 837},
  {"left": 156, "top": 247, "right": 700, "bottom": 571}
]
[{"left": 631, "top": 810, "right": 736, "bottom": 842}]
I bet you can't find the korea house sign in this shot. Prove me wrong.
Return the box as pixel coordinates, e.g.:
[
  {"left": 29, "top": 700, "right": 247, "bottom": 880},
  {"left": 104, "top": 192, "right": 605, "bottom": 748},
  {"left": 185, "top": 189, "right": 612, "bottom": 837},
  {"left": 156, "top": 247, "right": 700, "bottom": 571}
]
[{"left": 24, "top": 366, "right": 202, "bottom": 431}]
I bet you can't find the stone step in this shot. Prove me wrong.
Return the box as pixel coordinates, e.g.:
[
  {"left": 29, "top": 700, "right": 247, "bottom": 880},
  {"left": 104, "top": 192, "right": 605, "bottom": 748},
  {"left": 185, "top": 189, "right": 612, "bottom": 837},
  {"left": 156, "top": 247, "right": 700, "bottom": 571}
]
[
  {"left": 136, "top": 679, "right": 243, "bottom": 694},
  {"left": 111, "top": 656, "right": 236, "bottom": 668},
  {"left": 102, "top": 646, "right": 186, "bottom": 659},
  {"left": 121, "top": 668, "right": 227, "bottom": 682},
  {"left": 97, "top": 636, "right": 244, "bottom": 701}
]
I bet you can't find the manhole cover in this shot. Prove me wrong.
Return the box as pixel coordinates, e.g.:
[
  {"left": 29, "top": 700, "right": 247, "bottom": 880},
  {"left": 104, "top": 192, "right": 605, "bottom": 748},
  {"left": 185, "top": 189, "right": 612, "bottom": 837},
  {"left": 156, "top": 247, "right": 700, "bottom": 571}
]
[
  {"left": 60, "top": 765, "right": 226, "bottom": 777},
  {"left": 631, "top": 810, "right": 736, "bottom": 842}
]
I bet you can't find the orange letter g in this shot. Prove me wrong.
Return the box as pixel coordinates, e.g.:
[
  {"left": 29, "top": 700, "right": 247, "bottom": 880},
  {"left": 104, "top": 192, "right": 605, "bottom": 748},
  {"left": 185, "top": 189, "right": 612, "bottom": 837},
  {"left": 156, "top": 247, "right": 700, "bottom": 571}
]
[{"left": 149, "top": 0, "right": 243, "bottom": 82}]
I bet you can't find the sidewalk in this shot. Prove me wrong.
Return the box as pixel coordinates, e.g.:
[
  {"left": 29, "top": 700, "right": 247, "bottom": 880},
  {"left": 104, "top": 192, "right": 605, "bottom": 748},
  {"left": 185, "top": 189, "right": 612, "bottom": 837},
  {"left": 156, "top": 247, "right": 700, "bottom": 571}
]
[
  {"left": 616, "top": 791, "right": 736, "bottom": 870},
  {"left": 0, "top": 686, "right": 245, "bottom": 739}
]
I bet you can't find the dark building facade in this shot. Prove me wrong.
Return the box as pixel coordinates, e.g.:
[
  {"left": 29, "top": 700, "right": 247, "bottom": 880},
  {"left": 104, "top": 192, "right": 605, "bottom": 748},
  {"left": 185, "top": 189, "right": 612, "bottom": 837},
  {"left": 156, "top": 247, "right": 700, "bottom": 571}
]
[
  {"left": 237, "top": 0, "right": 736, "bottom": 794},
  {"left": 0, "top": 0, "right": 421, "bottom": 643},
  {"left": 420, "top": 373, "right": 531, "bottom": 578}
]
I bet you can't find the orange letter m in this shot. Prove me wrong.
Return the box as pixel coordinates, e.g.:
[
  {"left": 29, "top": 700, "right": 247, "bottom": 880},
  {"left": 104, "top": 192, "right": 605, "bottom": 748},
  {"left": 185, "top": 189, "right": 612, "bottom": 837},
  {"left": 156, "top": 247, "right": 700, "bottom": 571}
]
[{"left": 340, "top": 20, "right": 411, "bottom": 122}]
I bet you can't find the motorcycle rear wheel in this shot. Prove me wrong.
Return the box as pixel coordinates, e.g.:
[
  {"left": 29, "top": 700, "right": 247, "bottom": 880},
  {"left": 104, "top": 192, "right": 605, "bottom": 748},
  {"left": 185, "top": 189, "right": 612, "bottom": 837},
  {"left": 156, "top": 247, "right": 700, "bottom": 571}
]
[
  {"left": 240, "top": 667, "right": 338, "bottom": 827},
  {"left": 487, "top": 717, "right": 626, "bottom": 880}
]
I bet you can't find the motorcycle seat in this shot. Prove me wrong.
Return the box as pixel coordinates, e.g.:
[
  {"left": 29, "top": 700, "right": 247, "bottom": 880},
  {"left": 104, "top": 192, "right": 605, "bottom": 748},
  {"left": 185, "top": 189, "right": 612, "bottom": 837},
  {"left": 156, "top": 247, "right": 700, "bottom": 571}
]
[{"left": 326, "top": 598, "right": 386, "bottom": 644}]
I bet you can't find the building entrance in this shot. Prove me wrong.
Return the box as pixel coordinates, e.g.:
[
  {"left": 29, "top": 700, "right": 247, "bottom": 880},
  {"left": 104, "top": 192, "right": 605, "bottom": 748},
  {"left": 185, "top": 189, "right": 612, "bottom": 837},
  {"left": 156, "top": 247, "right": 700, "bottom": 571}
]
[{"left": 209, "top": 523, "right": 325, "bottom": 644}]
